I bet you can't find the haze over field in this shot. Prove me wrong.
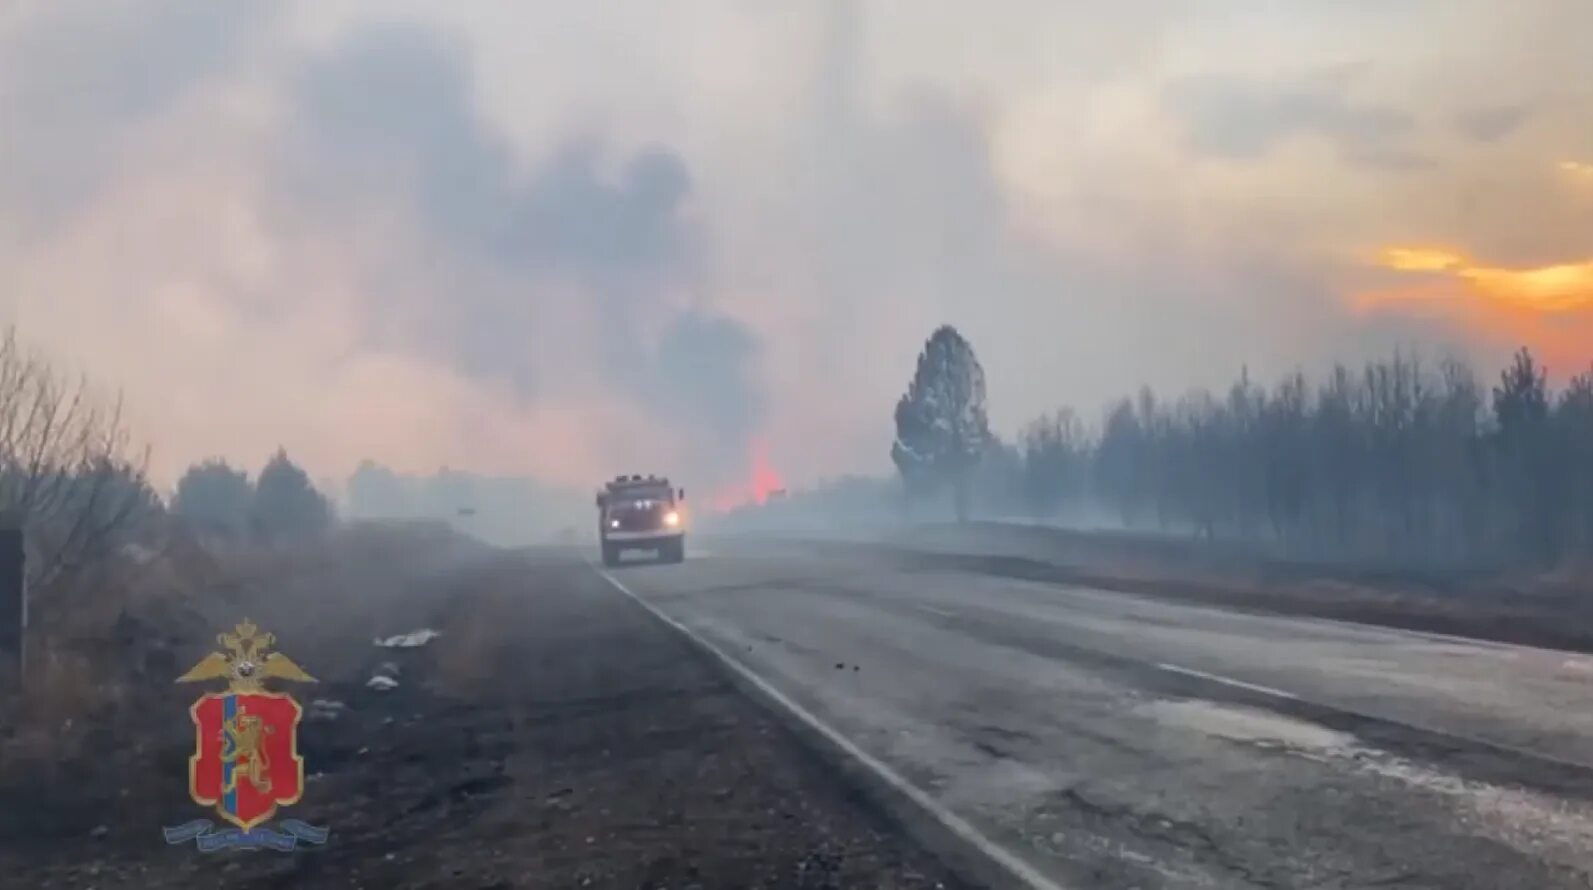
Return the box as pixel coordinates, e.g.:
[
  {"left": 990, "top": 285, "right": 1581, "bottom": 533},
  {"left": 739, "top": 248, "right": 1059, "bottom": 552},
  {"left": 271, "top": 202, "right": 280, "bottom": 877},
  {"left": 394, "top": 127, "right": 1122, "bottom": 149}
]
[{"left": 2, "top": 0, "right": 1590, "bottom": 505}]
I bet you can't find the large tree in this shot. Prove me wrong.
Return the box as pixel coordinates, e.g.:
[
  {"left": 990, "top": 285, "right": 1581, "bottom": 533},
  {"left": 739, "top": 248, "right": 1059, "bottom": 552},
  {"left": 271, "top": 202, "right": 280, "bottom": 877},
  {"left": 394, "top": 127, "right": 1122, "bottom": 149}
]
[
  {"left": 251, "top": 448, "right": 332, "bottom": 543},
  {"left": 891, "top": 325, "right": 991, "bottom": 521},
  {"left": 172, "top": 459, "right": 253, "bottom": 540},
  {"left": 0, "top": 326, "right": 154, "bottom": 590}
]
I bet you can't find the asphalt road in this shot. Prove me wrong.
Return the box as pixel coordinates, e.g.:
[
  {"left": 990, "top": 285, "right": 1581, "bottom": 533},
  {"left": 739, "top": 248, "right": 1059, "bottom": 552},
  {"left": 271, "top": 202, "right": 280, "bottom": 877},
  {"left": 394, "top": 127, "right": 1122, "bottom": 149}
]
[{"left": 603, "top": 537, "right": 1593, "bottom": 889}]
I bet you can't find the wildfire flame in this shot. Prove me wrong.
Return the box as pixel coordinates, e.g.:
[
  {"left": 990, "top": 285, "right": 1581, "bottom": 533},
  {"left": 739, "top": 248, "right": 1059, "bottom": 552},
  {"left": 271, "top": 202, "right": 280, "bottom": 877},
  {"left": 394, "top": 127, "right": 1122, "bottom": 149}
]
[{"left": 709, "top": 437, "right": 785, "bottom": 512}]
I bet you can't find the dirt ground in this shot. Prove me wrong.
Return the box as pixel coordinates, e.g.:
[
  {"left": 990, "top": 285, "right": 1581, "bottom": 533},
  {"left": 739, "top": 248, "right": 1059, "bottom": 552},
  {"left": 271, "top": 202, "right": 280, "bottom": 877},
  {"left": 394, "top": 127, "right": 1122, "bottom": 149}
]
[{"left": 0, "top": 531, "right": 970, "bottom": 889}]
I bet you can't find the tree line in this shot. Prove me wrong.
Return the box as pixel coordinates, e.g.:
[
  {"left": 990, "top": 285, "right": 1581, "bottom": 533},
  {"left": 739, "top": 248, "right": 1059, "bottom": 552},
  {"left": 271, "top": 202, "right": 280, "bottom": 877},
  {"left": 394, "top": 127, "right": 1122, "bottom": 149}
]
[
  {"left": 893, "top": 327, "right": 1593, "bottom": 569},
  {"left": 0, "top": 324, "right": 341, "bottom": 611},
  {"left": 171, "top": 449, "right": 333, "bottom": 545}
]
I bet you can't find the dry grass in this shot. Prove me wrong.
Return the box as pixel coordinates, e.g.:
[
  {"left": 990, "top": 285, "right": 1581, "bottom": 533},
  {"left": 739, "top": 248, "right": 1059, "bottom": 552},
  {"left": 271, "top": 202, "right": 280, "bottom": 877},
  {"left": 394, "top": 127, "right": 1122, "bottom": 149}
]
[
  {"left": 0, "top": 531, "right": 210, "bottom": 781},
  {"left": 893, "top": 522, "right": 1593, "bottom": 652},
  {"left": 3, "top": 650, "right": 120, "bottom": 776},
  {"left": 0, "top": 519, "right": 482, "bottom": 783}
]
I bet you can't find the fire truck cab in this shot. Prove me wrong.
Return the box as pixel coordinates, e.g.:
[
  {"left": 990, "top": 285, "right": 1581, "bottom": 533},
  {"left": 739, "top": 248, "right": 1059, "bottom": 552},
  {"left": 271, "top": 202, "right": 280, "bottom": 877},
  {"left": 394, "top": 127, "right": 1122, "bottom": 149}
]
[{"left": 596, "top": 475, "right": 686, "bottom": 567}]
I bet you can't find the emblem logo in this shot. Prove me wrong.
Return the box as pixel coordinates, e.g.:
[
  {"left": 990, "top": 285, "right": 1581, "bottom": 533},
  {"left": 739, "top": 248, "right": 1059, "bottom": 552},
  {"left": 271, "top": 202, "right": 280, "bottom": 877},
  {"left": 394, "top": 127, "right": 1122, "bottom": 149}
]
[{"left": 163, "top": 619, "right": 331, "bottom": 852}]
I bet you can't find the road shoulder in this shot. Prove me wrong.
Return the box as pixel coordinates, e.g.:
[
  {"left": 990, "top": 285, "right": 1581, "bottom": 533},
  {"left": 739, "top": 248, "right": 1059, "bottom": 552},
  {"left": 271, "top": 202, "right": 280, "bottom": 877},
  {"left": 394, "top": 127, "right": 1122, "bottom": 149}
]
[{"left": 2, "top": 546, "right": 975, "bottom": 889}]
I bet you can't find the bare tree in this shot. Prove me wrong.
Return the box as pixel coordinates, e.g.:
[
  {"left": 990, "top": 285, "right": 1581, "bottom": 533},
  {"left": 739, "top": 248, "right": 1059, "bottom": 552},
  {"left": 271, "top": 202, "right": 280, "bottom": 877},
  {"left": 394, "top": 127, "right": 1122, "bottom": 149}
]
[
  {"left": 0, "top": 327, "right": 155, "bottom": 591},
  {"left": 1020, "top": 408, "right": 1089, "bottom": 520},
  {"left": 1492, "top": 348, "right": 1556, "bottom": 564},
  {"left": 1007, "top": 345, "right": 1593, "bottom": 569},
  {"left": 1556, "top": 368, "right": 1593, "bottom": 555}
]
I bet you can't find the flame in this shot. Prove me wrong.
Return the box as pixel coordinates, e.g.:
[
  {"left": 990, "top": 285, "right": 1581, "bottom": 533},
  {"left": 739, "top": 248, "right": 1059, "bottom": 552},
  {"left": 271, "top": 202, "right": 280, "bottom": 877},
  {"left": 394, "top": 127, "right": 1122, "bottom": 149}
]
[{"left": 709, "top": 437, "right": 786, "bottom": 512}]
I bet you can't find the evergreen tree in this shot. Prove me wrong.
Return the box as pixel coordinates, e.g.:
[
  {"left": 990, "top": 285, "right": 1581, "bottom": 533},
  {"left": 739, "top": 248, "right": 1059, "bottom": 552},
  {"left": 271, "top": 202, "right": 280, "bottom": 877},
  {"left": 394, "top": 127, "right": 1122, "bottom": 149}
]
[
  {"left": 172, "top": 458, "right": 253, "bottom": 540},
  {"left": 251, "top": 448, "right": 332, "bottom": 543},
  {"left": 891, "top": 326, "right": 991, "bottom": 521}
]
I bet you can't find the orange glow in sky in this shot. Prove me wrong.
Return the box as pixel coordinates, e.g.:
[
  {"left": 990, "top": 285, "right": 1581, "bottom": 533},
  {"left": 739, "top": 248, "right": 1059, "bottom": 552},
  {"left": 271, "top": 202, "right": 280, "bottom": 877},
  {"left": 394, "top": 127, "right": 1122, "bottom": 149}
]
[
  {"left": 1354, "top": 245, "right": 1593, "bottom": 372},
  {"left": 1359, "top": 247, "right": 1593, "bottom": 314},
  {"left": 1377, "top": 247, "right": 1467, "bottom": 272}
]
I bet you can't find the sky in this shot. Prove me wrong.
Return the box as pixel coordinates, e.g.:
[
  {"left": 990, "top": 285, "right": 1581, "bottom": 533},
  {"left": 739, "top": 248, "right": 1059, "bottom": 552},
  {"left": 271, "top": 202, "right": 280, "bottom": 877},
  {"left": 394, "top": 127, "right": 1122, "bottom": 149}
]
[{"left": 1, "top": 0, "right": 1590, "bottom": 503}]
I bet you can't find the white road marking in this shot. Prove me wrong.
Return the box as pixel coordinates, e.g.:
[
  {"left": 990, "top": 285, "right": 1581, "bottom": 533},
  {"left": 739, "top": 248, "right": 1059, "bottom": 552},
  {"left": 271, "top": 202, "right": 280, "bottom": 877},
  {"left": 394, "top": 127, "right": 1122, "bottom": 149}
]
[
  {"left": 594, "top": 566, "right": 1072, "bottom": 890},
  {"left": 1156, "top": 663, "right": 1299, "bottom": 700},
  {"left": 914, "top": 604, "right": 957, "bottom": 619}
]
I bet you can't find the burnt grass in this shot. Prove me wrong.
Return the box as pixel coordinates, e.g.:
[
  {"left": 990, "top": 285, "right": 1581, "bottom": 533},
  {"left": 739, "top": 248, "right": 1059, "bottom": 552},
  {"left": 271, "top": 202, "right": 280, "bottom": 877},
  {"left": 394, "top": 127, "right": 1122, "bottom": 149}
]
[
  {"left": 0, "top": 541, "right": 970, "bottom": 889},
  {"left": 882, "top": 522, "right": 1593, "bottom": 654}
]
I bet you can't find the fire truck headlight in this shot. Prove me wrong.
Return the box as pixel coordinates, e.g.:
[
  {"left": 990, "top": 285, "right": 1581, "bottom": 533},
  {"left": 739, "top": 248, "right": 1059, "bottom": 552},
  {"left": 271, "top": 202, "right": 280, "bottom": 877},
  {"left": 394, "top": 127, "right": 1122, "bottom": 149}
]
[
  {"left": 609, "top": 519, "right": 620, "bottom": 529},
  {"left": 664, "top": 511, "right": 680, "bottom": 527}
]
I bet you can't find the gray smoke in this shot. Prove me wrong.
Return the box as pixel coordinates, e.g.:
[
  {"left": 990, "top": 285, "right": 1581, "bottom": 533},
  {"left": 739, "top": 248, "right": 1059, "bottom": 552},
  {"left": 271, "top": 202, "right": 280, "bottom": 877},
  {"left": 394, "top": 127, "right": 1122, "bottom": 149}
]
[{"left": 278, "top": 22, "right": 765, "bottom": 486}]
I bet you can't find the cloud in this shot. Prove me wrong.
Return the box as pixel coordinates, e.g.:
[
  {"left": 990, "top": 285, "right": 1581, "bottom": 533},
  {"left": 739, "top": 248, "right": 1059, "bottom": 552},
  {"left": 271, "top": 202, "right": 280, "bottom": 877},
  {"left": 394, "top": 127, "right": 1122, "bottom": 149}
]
[
  {"left": 1379, "top": 247, "right": 1469, "bottom": 273},
  {"left": 1163, "top": 71, "right": 1426, "bottom": 170},
  {"left": 1363, "top": 247, "right": 1593, "bottom": 313},
  {"left": 1453, "top": 105, "right": 1531, "bottom": 143}
]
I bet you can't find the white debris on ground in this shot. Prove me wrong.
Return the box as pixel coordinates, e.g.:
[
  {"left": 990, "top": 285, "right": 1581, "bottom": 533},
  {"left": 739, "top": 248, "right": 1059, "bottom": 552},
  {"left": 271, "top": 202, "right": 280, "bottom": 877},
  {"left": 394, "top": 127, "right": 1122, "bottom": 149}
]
[
  {"left": 364, "top": 659, "right": 407, "bottom": 694},
  {"left": 374, "top": 629, "right": 442, "bottom": 648},
  {"left": 366, "top": 659, "right": 403, "bottom": 691}
]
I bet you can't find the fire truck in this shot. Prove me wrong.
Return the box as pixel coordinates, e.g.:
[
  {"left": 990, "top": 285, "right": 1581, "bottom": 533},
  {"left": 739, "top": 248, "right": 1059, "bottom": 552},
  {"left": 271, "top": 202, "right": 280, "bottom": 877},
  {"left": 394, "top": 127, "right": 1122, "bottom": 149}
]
[{"left": 595, "top": 474, "right": 686, "bottom": 567}]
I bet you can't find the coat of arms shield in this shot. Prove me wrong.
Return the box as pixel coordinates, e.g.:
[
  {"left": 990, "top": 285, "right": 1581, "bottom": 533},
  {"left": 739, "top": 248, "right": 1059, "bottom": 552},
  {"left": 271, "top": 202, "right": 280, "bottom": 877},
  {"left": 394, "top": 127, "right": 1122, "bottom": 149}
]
[{"left": 165, "top": 619, "right": 330, "bottom": 852}]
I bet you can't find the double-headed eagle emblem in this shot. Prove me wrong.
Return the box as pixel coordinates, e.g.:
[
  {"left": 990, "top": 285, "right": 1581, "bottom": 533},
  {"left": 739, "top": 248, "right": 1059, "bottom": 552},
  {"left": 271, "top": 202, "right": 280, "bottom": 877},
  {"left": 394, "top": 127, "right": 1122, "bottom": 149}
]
[{"left": 178, "top": 618, "right": 316, "bottom": 693}]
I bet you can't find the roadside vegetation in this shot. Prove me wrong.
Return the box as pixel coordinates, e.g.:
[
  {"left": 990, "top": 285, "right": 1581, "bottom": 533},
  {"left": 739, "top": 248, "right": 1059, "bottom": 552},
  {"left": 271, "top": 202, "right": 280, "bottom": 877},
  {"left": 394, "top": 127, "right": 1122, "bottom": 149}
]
[
  {"left": 884, "top": 327, "right": 1590, "bottom": 572},
  {"left": 1017, "top": 347, "right": 1589, "bottom": 571},
  {"left": 0, "top": 325, "right": 343, "bottom": 780},
  {"left": 172, "top": 448, "right": 334, "bottom": 545}
]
